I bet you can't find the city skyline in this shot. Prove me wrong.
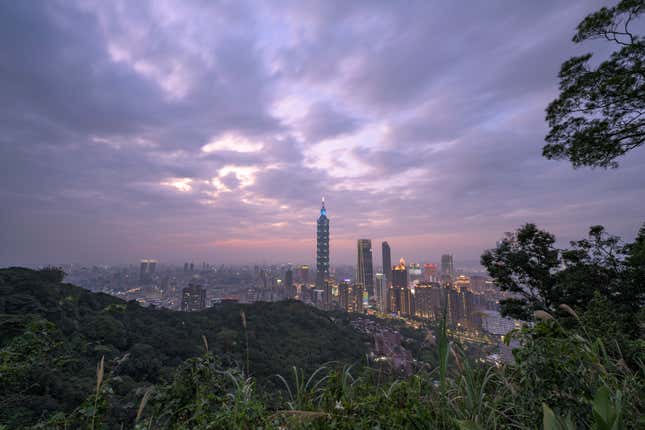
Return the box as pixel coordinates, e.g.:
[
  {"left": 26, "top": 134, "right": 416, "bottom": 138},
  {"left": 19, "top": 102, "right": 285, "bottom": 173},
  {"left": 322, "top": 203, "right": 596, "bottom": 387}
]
[{"left": 2, "top": 1, "right": 645, "bottom": 267}]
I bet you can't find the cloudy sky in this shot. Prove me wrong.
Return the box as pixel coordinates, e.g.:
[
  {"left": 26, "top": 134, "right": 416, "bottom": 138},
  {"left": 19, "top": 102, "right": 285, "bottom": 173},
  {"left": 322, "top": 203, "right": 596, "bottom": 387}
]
[{"left": 1, "top": 0, "right": 644, "bottom": 267}]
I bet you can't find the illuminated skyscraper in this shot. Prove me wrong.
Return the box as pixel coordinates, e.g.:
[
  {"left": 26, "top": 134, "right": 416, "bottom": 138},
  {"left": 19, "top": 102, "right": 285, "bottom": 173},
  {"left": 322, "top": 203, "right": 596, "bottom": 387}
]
[
  {"left": 390, "top": 258, "right": 412, "bottom": 315},
  {"left": 316, "top": 198, "right": 330, "bottom": 289},
  {"left": 382, "top": 241, "right": 391, "bottom": 287},
  {"left": 423, "top": 263, "right": 438, "bottom": 282},
  {"left": 356, "top": 239, "right": 374, "bottom": 297}
]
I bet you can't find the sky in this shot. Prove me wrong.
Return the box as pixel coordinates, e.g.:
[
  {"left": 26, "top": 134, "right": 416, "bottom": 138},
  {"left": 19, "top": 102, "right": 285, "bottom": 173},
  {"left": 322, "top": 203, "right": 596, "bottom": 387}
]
[{"left": 1, "top": 0, "right": 644, "bottom": 267}]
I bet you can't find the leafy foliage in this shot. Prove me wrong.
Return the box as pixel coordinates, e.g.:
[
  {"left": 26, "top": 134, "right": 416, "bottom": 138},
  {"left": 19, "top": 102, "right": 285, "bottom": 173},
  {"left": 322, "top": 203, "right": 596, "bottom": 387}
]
[
  {"left": 0, "top": 267, "right": 368, "bottom": 428},
  {"left": 481, "top": 223, "right": 645, "bottom": 330},
  {"left": 543, "top": 0, "right": 645, "bottom": 168}
]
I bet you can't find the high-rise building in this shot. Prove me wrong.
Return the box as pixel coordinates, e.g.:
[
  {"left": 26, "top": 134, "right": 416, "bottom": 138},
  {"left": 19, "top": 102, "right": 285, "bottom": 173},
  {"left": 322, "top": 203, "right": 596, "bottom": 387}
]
[
  {"left": 423, "top": 263, "right": 438, "bottom": 282},
  {"left": 441, "top": 254, "right": 454, "bottom": 283},
  {"left": 382, "top": 241, "right": 391, "bottom": 287},
  {"left": 392, "top": 258, "right": 408, "bottom": 288},
  {"left": 285, "top": 267, "right": 295, "bottom": 298},
  {"left": 375, "top": 272, "right": 386, "bottom": 312},
  {"left": 408, "top": 262, "right": 422, "bottom": 282},
  {"left": 351, "top": 283, "right": 364, "bottom": 313},
  {"left": 356, "top": 239, "right": 374, "bottom": 297},
  {"left": 139, "top": 260, "right": 149, "bottom": 283},
  {"left": 322, "top": 280, "right": 332, "bottom": 310},
  {"left": 338, "top": 281, "right": 350, "bottom": 311},
  {"left": 181, "top": 283, "right": 206, "bottom": 312},
  {"left": 454, "top": 275, "right": 471, "bottom": 292},
  {"left": 390, "top": 258, "right": 410, "bottom": 315},
  {"left": 316, "top": 198, "right": 330, "bottom": 289},
  {"left": 139, "top": 259, "right": 157, "bottom": 283},
  {"left": 413, "top": 282, "right": 443, "bottom": 319},
  {"left": 297, "top": 265, "right": 310, "bottom": 285}
]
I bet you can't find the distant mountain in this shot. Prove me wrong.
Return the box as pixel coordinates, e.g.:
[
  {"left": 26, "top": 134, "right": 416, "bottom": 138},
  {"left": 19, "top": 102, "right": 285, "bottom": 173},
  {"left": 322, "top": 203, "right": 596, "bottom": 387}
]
[{"left": 0, "top": 267, "right": 369, "bottom": 428}]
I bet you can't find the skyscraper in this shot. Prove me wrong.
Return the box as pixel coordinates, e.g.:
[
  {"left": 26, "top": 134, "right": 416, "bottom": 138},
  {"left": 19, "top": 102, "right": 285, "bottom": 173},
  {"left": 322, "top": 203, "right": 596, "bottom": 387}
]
[
  {"left": 382, "top": 241, "right": 391, "bottom": 287},
  {"left": 297, "top": 265, "right": 310, "bottom": 285},
  {"left": 139, "top": 259, "right": 149, "bottom": 283},
  {"left": 356, "top": 239, "right": 374, "bottom": 297},
  {"left": 181, "top": 283, "right": 206, "bottom": 312},
  {"left": 441, "top": 254, "right": 454, "bottom": 283},
  {"left": 316, "top": 198, "right": 330, "bottom": 289},
  {"left": 375, "top": 272, "right": 386, "bottom": 312},
  {"left": 285, "top": 267, "right": 295, "bottom": 298},
  {"left": 390, "top": 258, "right": 409, "bottom": 314},
  {"left": 423, "top": 263, "right": 438, "bottom": 282},
  {"left": 139, "top": 259, "right": 157, "bottom": 283}
]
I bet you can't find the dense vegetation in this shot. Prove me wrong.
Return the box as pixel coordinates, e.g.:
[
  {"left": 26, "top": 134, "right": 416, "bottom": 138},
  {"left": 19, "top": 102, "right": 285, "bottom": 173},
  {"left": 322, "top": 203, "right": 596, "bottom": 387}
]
[
  {"left": 0, "top": 267, "right": 368, "bottom": 428},
  {"left": 543, "top": 0, "right": 644, "bottom": 168}
]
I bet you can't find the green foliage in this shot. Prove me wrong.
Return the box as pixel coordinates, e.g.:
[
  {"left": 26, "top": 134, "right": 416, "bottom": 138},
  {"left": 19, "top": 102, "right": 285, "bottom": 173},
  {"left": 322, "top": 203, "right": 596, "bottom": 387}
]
[
  {"left": 0, "top": 267, "right": 368, "bottom": 428},
  {"left": 543, "top": 0, "right": 644, "bottom": 168},
  {"left": 480, "top": 223, "right": 561, "bottom": 320},
  {"left": 481, "top": 223, "right": 644, "bottom": 327}
]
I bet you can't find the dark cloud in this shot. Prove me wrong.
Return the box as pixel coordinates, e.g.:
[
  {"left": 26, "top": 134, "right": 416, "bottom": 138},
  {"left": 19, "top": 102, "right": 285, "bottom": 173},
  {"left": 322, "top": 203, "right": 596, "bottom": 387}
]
[
  {"left": 298, "top": 101, "right": 362, "bottom": 142},
  {"left": 1, "top": 0, "right": 643, "bottom": 266}
]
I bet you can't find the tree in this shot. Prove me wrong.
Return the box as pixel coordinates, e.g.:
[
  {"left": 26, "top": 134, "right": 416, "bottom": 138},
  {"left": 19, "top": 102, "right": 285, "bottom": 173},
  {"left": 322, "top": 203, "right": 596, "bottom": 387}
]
[
  {"left": 480, "top": 224, "right": 560, "bottom": 320},
  {"left": 543, "top": 0, "right": 645, "bottom": 168},
  {"left": 482, "top": 223, "right": 644, "bottom": 322}
]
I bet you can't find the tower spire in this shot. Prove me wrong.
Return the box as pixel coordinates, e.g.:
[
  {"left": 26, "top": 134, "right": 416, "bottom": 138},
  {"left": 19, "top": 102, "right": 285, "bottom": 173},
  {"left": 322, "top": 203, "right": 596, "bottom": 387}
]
[{"left": 320, "top": 196, "right": 326, "bottom": 216}]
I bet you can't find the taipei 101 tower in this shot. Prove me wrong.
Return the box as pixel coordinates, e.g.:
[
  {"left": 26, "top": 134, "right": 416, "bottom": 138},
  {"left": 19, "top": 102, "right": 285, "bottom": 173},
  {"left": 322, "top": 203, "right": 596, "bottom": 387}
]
[{"left": 316, "top": 197, "right": 330, "bottom": 289}]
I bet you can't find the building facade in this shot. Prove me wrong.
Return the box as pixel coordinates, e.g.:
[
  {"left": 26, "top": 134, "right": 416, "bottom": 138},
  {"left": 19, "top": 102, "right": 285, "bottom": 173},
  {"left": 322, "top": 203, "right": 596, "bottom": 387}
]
[
  {"left": 441, "top": 254, "right": 454, "bottom": 283},
  {"left": 181, "top": 283, "right": 206, "bottom": 312},
  {"left": 356, "top": 239, "right": 374, "bottom": 297},
  {"left": 316, "top": 199, "right": 330, "bottom": 289},
  {"left": 382, "top": 241, "right": 391, "bottom": 286}
]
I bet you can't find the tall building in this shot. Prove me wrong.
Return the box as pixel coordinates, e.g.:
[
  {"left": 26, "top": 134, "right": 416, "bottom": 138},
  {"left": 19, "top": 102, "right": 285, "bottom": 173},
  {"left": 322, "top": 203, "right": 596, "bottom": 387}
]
[
  {"left": 441, "top": 254, "right": 454, "bottom": 283},
  {"left": 181, "top": 283, "right": 206, "bottom": 312},
  {"left": 356, "top": 239, "right": 374, "bottom": 297},
  {"left": 375, "top": 272, "right": 386, "bottom": 312},
  {"left": 297, "top": 265, "right": 310, "bottom": 285},
  {"left": 392, "top": 258, "right": 408, "bottom": 288},
  {"left": 338, "top": 281, "right": 350, "bottom": 311},
  {"left": 413, "top": 282, "right": 443, "bottom": 319},
  {"left": 423, "top": 263, "right": 438, "bottom": 282},
  {"left": 316, "top": 198, "right": 330, "bottom": 289},
  {"left": 351, "top": 283, "right": 364, "bottom": 313},
  {"left": 390, "top": 258, "right": 410, "bottom": 315},
  {"left": 139, "top": 259, "right": 157, "bottom": 283},
  {"left": 454, "top": 275, "right": 471, "bottom": 292},
  {"left": 139, "top": 260, "right": 149, "bottom": 283},
  {"left": 382, "top": 241, "right": 391, "bottom": 287},
  {"left": 285, "top": 267, "right": 295, "bottom": 298}
]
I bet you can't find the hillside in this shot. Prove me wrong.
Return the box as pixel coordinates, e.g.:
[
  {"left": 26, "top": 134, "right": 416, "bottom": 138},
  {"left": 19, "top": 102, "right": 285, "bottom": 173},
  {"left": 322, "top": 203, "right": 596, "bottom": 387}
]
[{"left": 0, "top": 267, "right": 369, "bottom": 427}]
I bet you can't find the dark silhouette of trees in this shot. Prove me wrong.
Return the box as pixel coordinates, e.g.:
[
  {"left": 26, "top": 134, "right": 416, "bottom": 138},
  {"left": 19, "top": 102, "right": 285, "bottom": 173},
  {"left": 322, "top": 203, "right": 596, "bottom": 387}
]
[
  {"left": 543, "top": 0, "right": 644, "bottom": 168},
  {"left": 482, "top": 223, "right": 645, "bottom": 324}
]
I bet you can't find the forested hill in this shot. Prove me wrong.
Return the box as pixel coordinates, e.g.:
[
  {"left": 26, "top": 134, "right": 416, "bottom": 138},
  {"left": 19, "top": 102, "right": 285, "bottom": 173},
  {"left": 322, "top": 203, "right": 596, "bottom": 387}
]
[{"left": 0, "top": 267, "right": 369, "bottom": 427}]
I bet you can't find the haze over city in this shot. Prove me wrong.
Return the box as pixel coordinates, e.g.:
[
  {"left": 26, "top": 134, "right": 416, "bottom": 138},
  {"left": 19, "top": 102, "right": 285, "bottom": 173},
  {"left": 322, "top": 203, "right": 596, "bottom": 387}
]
[{"left": 1, "top": 0, "right": 644, "bottom": 266}]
